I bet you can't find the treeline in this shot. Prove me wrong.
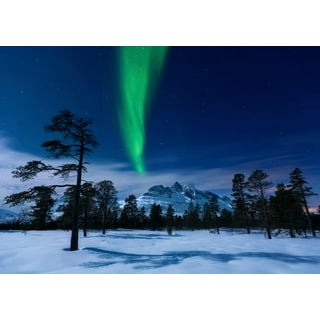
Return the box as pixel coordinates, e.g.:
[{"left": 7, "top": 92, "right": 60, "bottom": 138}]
[
  {"left": 1, "top": 182, "right": 223, "bottom": 236},
  {"left": 2, "top": 167, "right": 320, "bottom": 239},
  {"left": 3, "top": 167, "right": 319, "bottom": 239},
  {"left": 231, "top": 168, "right": 319, "bottom": 238}
]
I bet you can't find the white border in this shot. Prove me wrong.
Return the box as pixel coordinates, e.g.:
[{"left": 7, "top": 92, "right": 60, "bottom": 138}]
[
  {"left": 1, "top": 1, "right": 320, "bottom": 319},
  {"left": 0, "top": 0, "right": 320, "bottom": 46}
]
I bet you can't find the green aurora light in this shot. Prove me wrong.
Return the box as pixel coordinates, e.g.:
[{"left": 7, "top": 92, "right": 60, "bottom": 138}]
[{"left": 118, "top": 46, "right": 168, "bottom": 173}]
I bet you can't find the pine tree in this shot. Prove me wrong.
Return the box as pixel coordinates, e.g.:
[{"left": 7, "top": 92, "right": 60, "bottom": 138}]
[
  {"left": 209, "top": 196, "right": 220, "bottom": 234},
  {"left": 30, "top": 187, "right": 55, "bottom": 230},
  {"left": 119, "top": 209, "right": 129, "bottom": 229},
  {"left": 5, "top": 110, "right": 98, "bottom": 250},
  {"left": 220, "top": 208, "right": 233, "bottom": 231},
  {"left": 57, "top": 183, "right": 97, "bottom": 233},
  {"left": 5, "top": 186, "right": 55, "bottom": 230},
  {"left": 166, "top": 204, "right": 175, "bottom": 235},
  {"left": 193, "top": 203, "right": 201, "bottom": 230},
  {"left": 150, "top": 203, "right": 163, "bottom": 231},
  {"left": 55, "top": 186, "right": 74, "bottom": 230},
  {"left": 80, "top": 182, "right": 97, "bottom": 237},
  {"left": 269, "top": 183, "right": 305, "bottom": 237},
  {"left": 137, "top": 206, "right": 147, "bottom": 229},
  {"left": 247, "top": 169, "right": 272, "bottom": 239},
  {"left": 288, "top": 168, "right": 318, "bottom": 237},
  {"left": 174, "top": 215, "right": 183, "bottom": 230},
  {"left": 202, "top": 202, "right": 213, "bottom": 229},
  {"left": 183, "top": 201, "right": 194, "bottom": 229},
  {"left": 232, "top": 173, "right": 251, "bottom": 233},
  {"left": 120, "top": 195, "right": 139, "bottom": 229},
  {"left": 95, "top": 180, "right": 118, "bottom": 234},
  {"left": 183, "top": 201, "right": 200, "bottom": 230}
]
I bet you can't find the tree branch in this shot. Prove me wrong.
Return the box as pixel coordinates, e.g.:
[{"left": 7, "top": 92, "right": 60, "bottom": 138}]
[{"left": 12, "top": 161, "right": 56, "bottom": 181}]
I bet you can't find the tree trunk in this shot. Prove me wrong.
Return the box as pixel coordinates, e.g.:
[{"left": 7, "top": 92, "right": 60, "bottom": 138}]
[
  {"left": 260, "top": 185, "right": 272, "bottom": 239},
  {"left": 288, "top": 213, "right": 295, "bottom": 238},
  {"left": 265, "top": 219, "right": 272, "bottom": 239},
  {"left": 102, "top": 207, "right": 107, "bottom": 235},
  {"left": 245, "top": 215, "right": 250, "bottom": 234},
  {"left": 289, "top": 227, "right": 295, "bottom": 238},
  {"left": 83, "top": 205, "right": 88, "bottom": 237},
  {"left": 214, "top": 214, "right": 220, "bottom": 234},
  {"left": 300, "top": 189, "right": 316, "bottom": 237},
  {"left": 70, "top": 140, "right": 84, "bottom": 251},
  {"left": 241, "top": 190, "right": 250, "bottom": 234}
]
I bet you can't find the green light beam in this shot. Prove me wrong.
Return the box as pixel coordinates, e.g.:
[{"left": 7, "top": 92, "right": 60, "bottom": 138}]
[{"left": 118, "top": 46, "right": 168, "bottom": 173}]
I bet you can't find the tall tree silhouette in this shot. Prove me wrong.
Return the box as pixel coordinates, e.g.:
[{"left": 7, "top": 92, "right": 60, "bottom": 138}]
[
  {"left": 289, "top": 168, "right": 318, "bottom": 237},
  {"left": 6, "top": 110, "right": 98, "bottom": 250},
  {"left": 80, "top": 182, "right": 97, "bottom": 237},
  {"left": 247, "top": 170, "right": 272, "bottom": 239},
  {"left": 232, "top": 173, "right": 251, "bottom": 233},
  {"left": 95, "top": 180, "right": 118, "bottom": 234}
]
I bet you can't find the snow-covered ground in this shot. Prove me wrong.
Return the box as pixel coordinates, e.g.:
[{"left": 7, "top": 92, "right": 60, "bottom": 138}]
[{"left": 0, "top": 229, "right": 320, "bottom": 273}]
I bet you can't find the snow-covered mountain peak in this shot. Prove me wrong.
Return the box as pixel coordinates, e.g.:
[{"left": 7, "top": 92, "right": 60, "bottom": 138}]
[
  {"left": 137, "top": 182, "right": 232, "bottom": 215},
  {"left": 171, "top": 181, "right": 183, "bottom": 192}
]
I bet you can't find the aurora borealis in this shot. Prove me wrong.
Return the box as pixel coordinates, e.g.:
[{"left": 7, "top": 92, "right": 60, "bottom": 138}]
[{"left": 118, "top": 46, "right": 168, "bottom": 173}]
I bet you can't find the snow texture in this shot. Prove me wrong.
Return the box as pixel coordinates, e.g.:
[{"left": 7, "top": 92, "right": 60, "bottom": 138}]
[{"left": 0, "top": 229, "right": 320, "bottom": 274}]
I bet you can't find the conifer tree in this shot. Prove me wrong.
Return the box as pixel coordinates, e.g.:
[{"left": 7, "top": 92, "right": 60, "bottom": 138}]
[
  {"left": 80, "top": 182, "right": 97, "bottom": 237},
  {"left": 120, "top": 194, "right": 139, "bottom": 229},
  {"left": 5, "top": 110, "right": 98, "bottom": 250},
  {"left": 269, "top": 183, "right": 305, "bottom": 237},
  {"left": 95, "top": 180, "right": 118, "bottom": 234},
  {"left": 202, "top": 202, "right": 213, "bottom": 229},
  {"left": 183, "top": 201, "right": 195, "bottom": 229},
  {"left": 220, "top": 208, "right": 233, "bottom": 231},
  {"left": 288, "top": 168, "right": 318, "bottom": 237},
  {"left": 137, "top": 206, "right": 147, "bottom": 229},
  {"left": 232, "top": 173, "right": 251, "bottom": 233},
  {"left": 183, "top": 201, "right": 200, "bottom": 230},
  {"left": 55, "top": 186, "right": 74, "bottom": 230},
  {"left": 150, "top": 203, "right": 163, "bottom": 231},
  {"left": 119, "top": 209, "right": 129, "bottom": 229},
  {"left": 174, "top": 215, "right": 183, "bottom": 230},
  {"left": 166, "top": 204, "right": 175, "bottom": 235},
  {"left": 209, "top": 196, "right": 220, "bottom": 234},
  {"left": 247, "top": 169, "right": 272, "bottom": 239},
  {"left": 4, "top": 186, "right": 55, "bottom": 230}
]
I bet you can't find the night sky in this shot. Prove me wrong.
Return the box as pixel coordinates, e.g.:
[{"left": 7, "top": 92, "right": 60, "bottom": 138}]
[{"left": 0, "top": 46, "right": 319, "bottom": 205}]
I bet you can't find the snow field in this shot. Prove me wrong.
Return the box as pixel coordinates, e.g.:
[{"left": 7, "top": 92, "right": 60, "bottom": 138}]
[{"left": 0, "top": 229, "right": 320, "bottom": 273}]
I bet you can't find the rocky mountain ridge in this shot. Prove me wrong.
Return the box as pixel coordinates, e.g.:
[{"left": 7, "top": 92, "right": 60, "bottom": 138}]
[{"left": 137, "top": 181, "right": 232, "bottom": 215}]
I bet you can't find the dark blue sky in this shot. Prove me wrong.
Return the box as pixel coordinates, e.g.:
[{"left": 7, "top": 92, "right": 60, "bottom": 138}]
[{"left": 0, "top": 46, "right": 319, "bottom": 204}]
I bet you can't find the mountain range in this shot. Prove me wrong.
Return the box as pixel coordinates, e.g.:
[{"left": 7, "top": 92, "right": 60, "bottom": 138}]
[{"left": 137, "top": 181, "right": 232, "bottom": 215}]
